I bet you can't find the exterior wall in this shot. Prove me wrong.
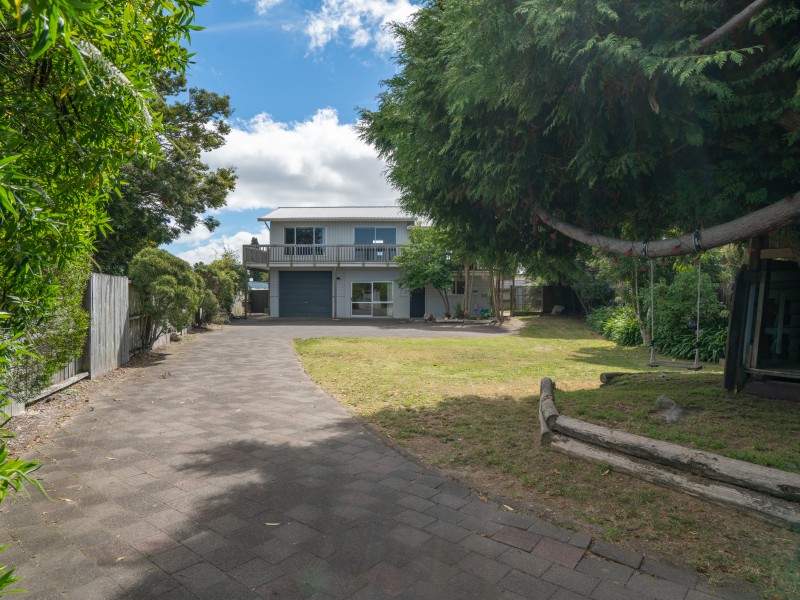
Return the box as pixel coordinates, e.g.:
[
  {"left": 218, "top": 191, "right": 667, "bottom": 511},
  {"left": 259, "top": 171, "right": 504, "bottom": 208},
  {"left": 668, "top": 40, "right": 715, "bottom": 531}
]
[
  {"left": 270, "top": 220, "right": 412, "bottom": 246},
  {"left": 270, "top": 267, "right": 411, "bottom": 318},
  {"left": 424, "top": 272, "right": 493, "bottom": 318},
  {"left": 335, "top": 267, "right": 408, "bottom": 319}
]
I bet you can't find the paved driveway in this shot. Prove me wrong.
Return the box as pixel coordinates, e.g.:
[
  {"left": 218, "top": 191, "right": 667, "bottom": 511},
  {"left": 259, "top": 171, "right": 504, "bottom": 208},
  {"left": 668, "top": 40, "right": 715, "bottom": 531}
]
[{"left": 0, "top": 319, "right": 754, "bottom": 599}]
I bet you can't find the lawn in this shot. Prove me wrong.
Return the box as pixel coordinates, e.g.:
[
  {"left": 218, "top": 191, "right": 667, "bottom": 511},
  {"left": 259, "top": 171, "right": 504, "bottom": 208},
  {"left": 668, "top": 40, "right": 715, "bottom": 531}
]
[{"left": 294, "top": 316, "right": 800, "bottom": 599}]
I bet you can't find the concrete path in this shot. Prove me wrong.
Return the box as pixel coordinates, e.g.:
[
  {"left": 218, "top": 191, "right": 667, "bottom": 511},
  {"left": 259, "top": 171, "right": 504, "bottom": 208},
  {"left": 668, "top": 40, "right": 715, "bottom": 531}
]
[{"left": 0, "top": 320, "right": 757, "bottom": 599}]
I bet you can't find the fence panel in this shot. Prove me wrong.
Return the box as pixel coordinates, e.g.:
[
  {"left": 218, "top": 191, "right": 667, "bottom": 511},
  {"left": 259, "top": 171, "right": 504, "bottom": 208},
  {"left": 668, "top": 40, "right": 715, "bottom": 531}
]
[
  {"left": 87, "top": 273, "right": 130, "bottom": 379},
  {"left": 514, "top": 286, "right": 543, "bottom": 313},
  {"left": 50, "top": 357, "right": 83, "bottom": 386}
]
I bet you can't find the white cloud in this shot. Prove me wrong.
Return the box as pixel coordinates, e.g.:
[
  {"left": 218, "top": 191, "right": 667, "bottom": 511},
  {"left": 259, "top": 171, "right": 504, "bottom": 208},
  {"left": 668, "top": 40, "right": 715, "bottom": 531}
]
[
  {"left": 175, "top": 230, "right": 262, "bottom": 266},
  {"left": 175, "top": 224, "right": 214, "bottom": 247},
  {"left": 304, "top": 0, "right": 419, "bottom": 54},
  {"left": 253, "top": 0, "right": 283, "bottom": 15},
  {"left": 202, "top": 108, "right": 397, "bottom": 211}
]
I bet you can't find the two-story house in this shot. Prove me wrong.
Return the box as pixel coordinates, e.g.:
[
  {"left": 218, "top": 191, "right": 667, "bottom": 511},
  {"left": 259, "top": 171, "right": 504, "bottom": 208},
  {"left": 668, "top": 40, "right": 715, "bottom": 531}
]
[{"left": 242, "top": 206, "right": 491, "bottom": 318}]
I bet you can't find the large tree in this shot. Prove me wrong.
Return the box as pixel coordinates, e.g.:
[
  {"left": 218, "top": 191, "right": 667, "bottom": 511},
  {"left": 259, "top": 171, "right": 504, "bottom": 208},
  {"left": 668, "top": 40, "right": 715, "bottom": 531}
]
[
  {"left": 0, "top": 0, "right": 204, "bottom": 368},
  {"left": 360, "top": 0, "right": 800, "bottom": 259},
  {"left": 94, "top": 76, "right": 236, "bottom": 275}
]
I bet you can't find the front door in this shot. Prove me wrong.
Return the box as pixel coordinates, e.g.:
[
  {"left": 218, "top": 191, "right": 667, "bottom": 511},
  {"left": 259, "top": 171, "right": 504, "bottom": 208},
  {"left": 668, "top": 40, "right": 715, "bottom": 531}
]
[
  {"left": 352, "top": 282, "right": 393, "bottom": 317},
  {"left": 410, "top": 287, "right": 426, "bottom": 318}
]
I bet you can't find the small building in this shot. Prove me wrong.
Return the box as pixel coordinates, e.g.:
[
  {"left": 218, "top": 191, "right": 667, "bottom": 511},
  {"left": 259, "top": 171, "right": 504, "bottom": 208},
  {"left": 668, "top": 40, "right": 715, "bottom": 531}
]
[
  {"left": 725, "top": 231, "right": 800, "bottom": 394},
  {"left": 243, "top": 206, "right": 491, "bottom": 319}
]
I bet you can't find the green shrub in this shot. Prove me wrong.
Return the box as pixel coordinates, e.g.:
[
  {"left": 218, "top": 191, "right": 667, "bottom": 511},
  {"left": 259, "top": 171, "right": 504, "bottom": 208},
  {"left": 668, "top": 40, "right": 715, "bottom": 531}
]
[
  {"left": 585, "top": 306, "right": 612, "bottom": 334},
  {"left": 454, "top": 302, "right": 465, "bottom": 319},
  {"left": 129, "top": 248, "right": 203, "bottom": 349},
  {"left": 655, "top": 324, "right": 727, "bottom": 363},
  {"left": 586, "top": 305, "right": 642, "bottom": 346},
  {"left": 650, "top": 268, "right": 727, "bottom": 362},
  {"left": 197, "top": 289, "right": 220, "bottom": 325},
  {"left": 1, "top": 259, "right": 90, "bottom": 405},
  {"left": 604, "top": 306, "right": 642, "bottom": 346}
]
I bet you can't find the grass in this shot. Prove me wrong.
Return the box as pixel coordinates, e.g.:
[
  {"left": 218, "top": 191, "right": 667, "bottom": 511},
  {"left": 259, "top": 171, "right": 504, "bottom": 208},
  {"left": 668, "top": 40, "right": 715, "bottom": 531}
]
[{"left": 294, "top": 316, "right": 800, "bottom": 598}]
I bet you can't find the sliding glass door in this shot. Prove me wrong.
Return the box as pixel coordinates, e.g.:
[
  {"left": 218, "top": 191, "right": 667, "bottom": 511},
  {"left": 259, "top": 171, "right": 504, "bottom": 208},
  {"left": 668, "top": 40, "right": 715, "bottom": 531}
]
[{"left": 351, "top": 282, "right": 393, "bottom": 317}]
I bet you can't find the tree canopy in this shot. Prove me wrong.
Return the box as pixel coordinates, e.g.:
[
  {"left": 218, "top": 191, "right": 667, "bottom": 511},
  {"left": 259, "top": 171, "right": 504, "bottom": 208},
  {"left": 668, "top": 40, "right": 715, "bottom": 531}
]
[
  {"left": 359, "top": 0, "right": 800, "bottom": 259},
  {"left": 129, "top": 248, "right": 202, "bottom": 348},
  {"left": 94, "top": 75, "right": 237, "bottom": 275},
  {"left": 0, "top": 0, "right": 205, "bottom": 367},
  {"left": 395, "top": 226, "right": 455, "bottom": 315}
]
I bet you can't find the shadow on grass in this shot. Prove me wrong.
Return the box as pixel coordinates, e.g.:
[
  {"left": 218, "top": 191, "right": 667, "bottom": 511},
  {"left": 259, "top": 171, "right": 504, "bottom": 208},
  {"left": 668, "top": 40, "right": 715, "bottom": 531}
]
[
  {"left": 565, "top": 344, "right": 650, "bottom": 370},
  {"left": 516, "top": 316, "right": 600, "bottom": 341}
]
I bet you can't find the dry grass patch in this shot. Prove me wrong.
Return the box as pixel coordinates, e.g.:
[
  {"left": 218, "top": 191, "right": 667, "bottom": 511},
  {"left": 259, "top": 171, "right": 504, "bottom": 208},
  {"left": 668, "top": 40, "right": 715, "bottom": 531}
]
[{"left": 294, "top": 316, "right": 800, "bottom": 598}]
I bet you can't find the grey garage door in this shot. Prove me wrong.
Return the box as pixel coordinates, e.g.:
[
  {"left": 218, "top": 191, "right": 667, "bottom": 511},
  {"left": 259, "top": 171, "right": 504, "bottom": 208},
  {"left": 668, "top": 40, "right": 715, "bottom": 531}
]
[{"left": 279, "top": 271, "right": 332, "bottom": 317}]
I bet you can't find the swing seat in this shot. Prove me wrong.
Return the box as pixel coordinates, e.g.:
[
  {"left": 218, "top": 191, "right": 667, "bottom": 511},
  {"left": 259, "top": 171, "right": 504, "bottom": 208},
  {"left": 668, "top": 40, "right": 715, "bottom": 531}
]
[{"left": 647, "top": 360, "right": 703, "bottom": 371}]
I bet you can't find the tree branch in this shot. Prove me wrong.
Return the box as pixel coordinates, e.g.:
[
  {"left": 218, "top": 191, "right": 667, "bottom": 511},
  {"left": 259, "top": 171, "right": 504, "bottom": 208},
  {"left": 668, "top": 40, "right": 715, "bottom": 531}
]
[
  {"left": 695, "top": 0, "right": 774, "bottom": 52},
  {"left": 535, "top": 191, "right": 800, "bottom": 258}
]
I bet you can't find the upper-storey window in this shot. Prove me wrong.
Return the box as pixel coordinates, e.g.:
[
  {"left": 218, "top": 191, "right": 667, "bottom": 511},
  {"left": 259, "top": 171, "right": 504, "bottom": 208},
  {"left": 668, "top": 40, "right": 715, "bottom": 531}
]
[
  {"left": 354, "top": 227, "right": 396, "bottom": 245},
  {"left": 284, "top": 227, "right": 325, "bottom": 256},
  {"left": 285, "top": 226, "right": 325, "bottom": 245}
]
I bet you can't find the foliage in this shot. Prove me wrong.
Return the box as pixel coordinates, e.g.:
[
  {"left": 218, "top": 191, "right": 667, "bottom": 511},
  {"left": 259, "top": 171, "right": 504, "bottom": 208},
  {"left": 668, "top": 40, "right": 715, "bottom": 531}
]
[
  {"left": 587, "top": 261, "right": 729, "bottom": 360},
  {"left": 194, "top": 248, "right": 248, "bottom": 320},
  {"left": 454, "top": 302, "right": 464, "bottom": 319},
  {"left": 0, "top": 0, "right": 203, "bottom": 378},
  {"left": 194, "top": 263, "right": 235, "bottom": 319},
  {"left": 196, "top": 289, "right": 220, "bottom": 326},
  {"left": 650, "top": 264, "right": 728, "bottom": 361},
  {"left": 129, "top": 248, "right": 203, "bottom": 349},
  {"left": 212, "top": 248, "right": 249, "bottom": 300},
  {"left": 396, "top": 226, "right": 455, "bottom": 316},
  {"left": 586, "top": 305, "right": 642, "bottom": 346},
  {"left": 359, "top": 0, "right": 800, "bottom": 283},
  {"left": 0, "top": 259, "right": 90, "bottom": 405},
  {"left": 94, "top": 76, "right": 237, "bottom": 275},
  {"left": 567, "top": 256, "right": 615, "bottom": 310}
]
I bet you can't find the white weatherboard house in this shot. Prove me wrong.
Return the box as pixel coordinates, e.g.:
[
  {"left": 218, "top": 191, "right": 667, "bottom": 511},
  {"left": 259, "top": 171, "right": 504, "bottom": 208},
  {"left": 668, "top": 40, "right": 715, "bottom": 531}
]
[{"left": 242, "top": 206, "right": 491, "bottom": 319}]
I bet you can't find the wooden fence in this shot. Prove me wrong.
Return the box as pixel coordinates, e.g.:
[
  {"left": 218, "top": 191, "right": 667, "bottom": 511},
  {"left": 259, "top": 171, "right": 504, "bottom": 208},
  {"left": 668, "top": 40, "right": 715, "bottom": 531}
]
[
  {"left": 86, "top": 273, "right": 131, "bottom": 379},
  {"left": 10, "top": 273, "right": 180, "bottom": 414}
]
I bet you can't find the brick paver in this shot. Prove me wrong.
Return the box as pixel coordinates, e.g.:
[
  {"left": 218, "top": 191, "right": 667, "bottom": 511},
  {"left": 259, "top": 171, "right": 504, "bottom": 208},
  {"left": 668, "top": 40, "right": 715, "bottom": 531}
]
[{"left": 0, "top": 319, "right": 762, "bottom": 598}]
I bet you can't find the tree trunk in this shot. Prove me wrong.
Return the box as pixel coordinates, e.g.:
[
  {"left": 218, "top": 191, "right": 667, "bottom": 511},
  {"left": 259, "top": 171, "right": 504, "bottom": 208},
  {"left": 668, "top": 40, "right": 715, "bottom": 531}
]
[
  {"left": 695, "top": 0, "right": 774, "bottom": 52},
  {"left": 534, "top": 192, "right": 800, "bottom": 258},
  {"left": 462, "top": 261, "right": 472, "bottom": 317},
  {"left": 436, "top": 288, "right": 451, "bottom": 317},
  {"left": 493, "top": 274, "right": 504, "bottom": 323}
]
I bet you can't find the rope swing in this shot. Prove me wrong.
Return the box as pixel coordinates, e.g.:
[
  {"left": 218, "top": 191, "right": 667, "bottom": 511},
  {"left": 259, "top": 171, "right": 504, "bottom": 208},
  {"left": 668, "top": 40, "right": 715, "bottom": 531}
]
[{"left": 647, "top": 254, "right": 703, "bottom": 371}]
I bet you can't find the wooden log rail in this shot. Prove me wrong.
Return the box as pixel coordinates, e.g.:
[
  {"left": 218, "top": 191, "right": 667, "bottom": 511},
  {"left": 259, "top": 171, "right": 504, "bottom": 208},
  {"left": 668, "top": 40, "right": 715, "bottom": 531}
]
[{"left": 537, "top": 377, "right": 800, "bottom": 530}]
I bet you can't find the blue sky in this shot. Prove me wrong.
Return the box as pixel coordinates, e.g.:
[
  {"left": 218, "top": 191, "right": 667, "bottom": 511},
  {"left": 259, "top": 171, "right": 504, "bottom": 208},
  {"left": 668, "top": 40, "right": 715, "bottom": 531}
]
[{"left": 165, "top": 0, "right": 418, "bottom": 264}]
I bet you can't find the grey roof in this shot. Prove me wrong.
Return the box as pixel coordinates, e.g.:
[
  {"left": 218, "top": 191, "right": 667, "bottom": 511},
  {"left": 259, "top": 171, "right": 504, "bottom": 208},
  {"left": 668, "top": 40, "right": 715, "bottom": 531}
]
[{"left": 259, "top": 206, "right": 416, "bottom": 222}]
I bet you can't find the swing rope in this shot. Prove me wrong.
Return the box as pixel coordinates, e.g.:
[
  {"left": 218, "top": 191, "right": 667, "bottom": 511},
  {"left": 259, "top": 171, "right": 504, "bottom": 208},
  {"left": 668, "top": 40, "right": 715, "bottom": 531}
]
[{"left": 648, "top": 255, "right": 703, "bottom": 370}]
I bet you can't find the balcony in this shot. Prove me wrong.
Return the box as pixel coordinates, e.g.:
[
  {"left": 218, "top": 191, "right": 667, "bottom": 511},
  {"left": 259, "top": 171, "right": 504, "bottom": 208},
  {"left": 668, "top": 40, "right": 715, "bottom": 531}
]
[{"left": 243, "top": 244, "right": 402, "bottom": 270}]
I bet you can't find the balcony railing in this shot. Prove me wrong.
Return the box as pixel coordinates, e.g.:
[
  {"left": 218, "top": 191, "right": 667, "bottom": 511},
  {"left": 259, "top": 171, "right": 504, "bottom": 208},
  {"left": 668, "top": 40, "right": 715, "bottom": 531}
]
[{"left": 243, "top": 244, "right": 402, "bottom": 268}]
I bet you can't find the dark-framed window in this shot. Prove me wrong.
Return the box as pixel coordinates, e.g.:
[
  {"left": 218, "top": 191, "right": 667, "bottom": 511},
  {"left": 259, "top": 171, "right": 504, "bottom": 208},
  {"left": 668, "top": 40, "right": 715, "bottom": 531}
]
[
  {"left": 284, "top": 227, "right": 325, "bottom": 255},
  {"left": 354, "top": 227, "right": 396, "bottom": 245},
  {"left": 285, "top": 227, "right": 325, "bottom": 245}
]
